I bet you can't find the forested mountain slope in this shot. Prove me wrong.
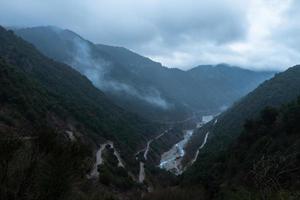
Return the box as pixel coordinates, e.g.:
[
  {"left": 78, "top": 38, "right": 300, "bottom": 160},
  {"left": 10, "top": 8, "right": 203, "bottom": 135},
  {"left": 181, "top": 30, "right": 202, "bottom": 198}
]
[
  {"left": 14, "top": 26, "right": 274, "bottom": 121},
  {"left": 0, "top": 26, "right": 160, "bottom": 155},
  {"left": 0, "top": 58, "right": 95, "bottom": 200},
  {"left": 182, "top": 99, "right": 300, "bottom": 200},
  {"left": 184, "top": 65, "right": 300, "bottom": 163},
  {"left": 144, "top": 97, "right": 300, "bottom": 200}
]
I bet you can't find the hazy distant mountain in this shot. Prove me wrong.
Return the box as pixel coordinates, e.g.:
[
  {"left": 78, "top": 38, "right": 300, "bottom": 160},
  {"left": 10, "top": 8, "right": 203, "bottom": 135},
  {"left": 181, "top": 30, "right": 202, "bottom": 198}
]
[
  {"left": 0, "top": 25, "right": 161, "bottom": 164},
  {"left": 152, "top": 97, "right": 300, "bottom": 200},
  {"left": 185, "top": 64, "right": 300, "bottom": 164},
  {"left": 179, "top": 67, "right": 300, "bottom": 199},
  {"left": 14, "top": 26, "right": 274, "bottom": 121}
]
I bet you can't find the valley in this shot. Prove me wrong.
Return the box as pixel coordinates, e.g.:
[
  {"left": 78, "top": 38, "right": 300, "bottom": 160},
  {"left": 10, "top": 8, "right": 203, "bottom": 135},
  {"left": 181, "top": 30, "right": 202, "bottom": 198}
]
[
  {"left": 0, "top": 24, "right": 299, "bottom": 200},
  {"left": 13, "top": 26, "right": 274, "bottom": 122}
]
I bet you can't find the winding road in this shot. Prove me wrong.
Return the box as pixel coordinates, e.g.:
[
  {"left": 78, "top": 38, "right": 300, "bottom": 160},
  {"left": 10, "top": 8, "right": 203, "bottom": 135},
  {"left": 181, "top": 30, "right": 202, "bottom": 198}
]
[
  {"left": 88, "top": 141, "right": 124, "bottom": 179},
  {"left": 190, "top": 118, "right": 218, "bottom": 165},
  {"left": 137, "top": 114, "right": 218, "bottom": 182},
  {"left": 137, "top": 129, "right": 171, "bottom": 183},
  {"left": 190, "top": 131, "right": 210, "bottom": 164},
  {"left": 159, "top": 115, "right": 216, "bottom": 175}
]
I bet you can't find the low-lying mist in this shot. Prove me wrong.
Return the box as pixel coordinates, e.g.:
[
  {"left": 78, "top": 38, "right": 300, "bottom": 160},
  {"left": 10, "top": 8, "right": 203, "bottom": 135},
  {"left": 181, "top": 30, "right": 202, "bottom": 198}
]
[{"left": 71, "top": 37, "right": 171, "bottom": 110}]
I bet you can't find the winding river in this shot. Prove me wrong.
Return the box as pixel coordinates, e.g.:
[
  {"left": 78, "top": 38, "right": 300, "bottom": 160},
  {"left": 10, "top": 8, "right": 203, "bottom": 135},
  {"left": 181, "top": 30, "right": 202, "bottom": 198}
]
[
  {"left": 159, "top": 115, "right": 215, "bottom": 175},
  {"left": 159, "top": 130, "right": 194, "bottom": 175}
]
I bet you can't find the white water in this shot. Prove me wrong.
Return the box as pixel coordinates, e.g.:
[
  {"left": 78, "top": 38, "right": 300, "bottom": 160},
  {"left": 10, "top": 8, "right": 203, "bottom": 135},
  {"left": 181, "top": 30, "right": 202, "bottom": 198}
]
[
  {"left": 202, "top": 115, "right": 214, "bottom": 123},
  {"left": 159, "top": 115, "right": 216, "bottom": 175},
  {"left": 196, "top": 115, "right": 214, "bottom": 128},
  {"left": 159, "top": 130, "right": 194, "bottom": 175}
]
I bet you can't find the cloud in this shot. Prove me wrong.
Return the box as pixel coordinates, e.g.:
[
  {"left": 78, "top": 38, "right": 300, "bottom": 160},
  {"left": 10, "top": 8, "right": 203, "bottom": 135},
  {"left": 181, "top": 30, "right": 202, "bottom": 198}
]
[
  {"left": 107, "top": 82, "right": 171, "bottom": 109},
  {"left": 69, "top": 35, "right": 171, "bottom": 109},
  {"left": 0, "top": 0, "right": 299, "bottom": 70}
]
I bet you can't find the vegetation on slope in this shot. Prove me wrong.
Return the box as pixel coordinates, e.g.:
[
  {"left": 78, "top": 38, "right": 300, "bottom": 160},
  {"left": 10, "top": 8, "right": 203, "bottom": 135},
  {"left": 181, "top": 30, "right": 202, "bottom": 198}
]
[
  {"left": 185, "top": 65, "right": 300, "bottom": 165},
  {"left": 0, "top": 26, "right": 167, "bottom": 199},
  {"left": 14, "top": 26, "right": 274, "bottom": 121},
  {"left": 184, "top": 99, "right": 300, "bottom": 199},
  {"left": 0, "top": 26, "right": 160, "bottom": 157},
  {"left": 144, "top": 98, "right": 300, "bottom": 200}
]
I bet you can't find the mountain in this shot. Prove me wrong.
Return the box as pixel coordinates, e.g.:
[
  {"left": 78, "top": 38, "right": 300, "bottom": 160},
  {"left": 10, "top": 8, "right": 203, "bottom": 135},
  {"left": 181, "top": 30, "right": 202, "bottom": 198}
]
[
  {"left": 145, "top": 98, "right": 300, "bottom": 200},
  {"left": 13, "top": 26, "right": 274, "bottom": 121},
  {"left": 0, "top": 26, "right": 160, "bottom": 154},
  {"left": 181, "top": 64, "right": 300, "bottom": 182},
  {"left": 0, "top": 26, "right": 166, "bottom": 199},
  {"left": 1, "top": 25, "right": 298, "bottom": 200},
  {"left": 185, "top": 65, "right": 300, "bottom": 161},
  {"left": 142, "top": 65, "right": 300, "bottom": 199}
]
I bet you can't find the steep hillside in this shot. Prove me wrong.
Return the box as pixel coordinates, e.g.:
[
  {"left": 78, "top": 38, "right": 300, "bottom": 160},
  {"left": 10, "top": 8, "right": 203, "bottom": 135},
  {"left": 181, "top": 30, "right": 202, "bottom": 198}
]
[
  {"left": 183, "top": 65, "right": 300, "bottom": 172},
  {"left": 144, "top": 98, "right": 300, "bottom": 200},
  {"left": 13, "top": 26, "right": 188, "bottom": 121},
  {"left": 0, "top": 26, "right": 163, "bottom": 169},
  {"left": 14, "top": 26, "right": 274, "bottom": 121},
  {"left": 182, "top": 99, "right": 300, "bottom": 200},
  {"left": 0, "top": 58, "right": 97, "bottom": 200}
]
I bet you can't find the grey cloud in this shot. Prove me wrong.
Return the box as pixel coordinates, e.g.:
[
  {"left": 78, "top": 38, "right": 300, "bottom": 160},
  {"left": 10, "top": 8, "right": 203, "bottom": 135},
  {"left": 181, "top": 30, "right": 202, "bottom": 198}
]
[
  {"left": 274, "top": 0, "right": 300, "bottom": 52},
  {"left": 107, "top": 82, "right": 171, "bottom": 110},
  {"left": 0, "top": 0, "right": 247, "bottom": 47},
  {"left": 150, "top": 1, "right": 247, "bottom": 46},
  {"left": 0, "top": 0, "right": 299, "bottom": 70}
]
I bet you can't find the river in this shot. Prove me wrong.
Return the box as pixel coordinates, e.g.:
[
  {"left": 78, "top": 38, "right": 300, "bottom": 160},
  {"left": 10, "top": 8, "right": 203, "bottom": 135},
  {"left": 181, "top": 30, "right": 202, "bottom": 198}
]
[
  {"left": 159, "top": 115, "right": 215, "bottom": 175},
  {"left": 159, "top": 130, "right": 194, "bottom": 175}
]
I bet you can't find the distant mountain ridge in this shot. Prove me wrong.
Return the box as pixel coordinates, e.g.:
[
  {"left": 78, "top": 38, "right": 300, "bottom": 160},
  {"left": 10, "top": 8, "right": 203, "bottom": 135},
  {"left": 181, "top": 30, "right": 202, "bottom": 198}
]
[
  {"left": 0, "top": 25, "right": 171, "bottom": 199},
  {"left": 149, "top": 95, "right": 300, "bottom": 200},
  {"left": 185, "top": 64, "right": 300, "bottom": 166},
  {"left": 14, "top": 26, "right": 275, "bottom": 121},
  {"left": 0, "top": 26, "right": 160, "bottom": 162}
]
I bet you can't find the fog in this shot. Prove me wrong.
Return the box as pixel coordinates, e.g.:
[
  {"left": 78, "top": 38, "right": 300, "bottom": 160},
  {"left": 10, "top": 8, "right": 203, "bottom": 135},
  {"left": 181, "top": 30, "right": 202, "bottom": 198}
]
[{"left": 71, "top": 36, "right": 170, "bottom": 109}]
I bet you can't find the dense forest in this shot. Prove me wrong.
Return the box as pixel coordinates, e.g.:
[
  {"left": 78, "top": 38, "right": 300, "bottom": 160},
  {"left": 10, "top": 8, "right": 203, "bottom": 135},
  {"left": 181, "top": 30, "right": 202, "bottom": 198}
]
[
  {"left": 184, "top": 64, "right": 300, "bottom": 165},
  {"left": 0, "top": 26, "right": 161, "bottom": 157},
  {"left": 0, "top": 26, "right": 169, "bottom": 200},
  {"left": 0, "top": 24, "right": 299, "bottom": 200},
  {"left": 14, "top": 26, "right": 274, "bottom": 121},
  {"left": 144, "top": 98, "right": 300, "bottom": 200}
]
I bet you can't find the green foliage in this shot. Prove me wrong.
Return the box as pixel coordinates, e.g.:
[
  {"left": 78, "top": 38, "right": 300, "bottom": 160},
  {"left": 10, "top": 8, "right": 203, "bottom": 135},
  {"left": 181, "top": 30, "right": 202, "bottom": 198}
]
[
  {"left": 185, "top": 64, "right": 300, "bottom": 183},
  {"left": 183, "top": 98, "right": 300, "bottom": 199},
  {"left": 0, "top": 26, "right": 160, "bottom": 161},
  {"left": 0, "top": 127, "right": 92, "bottom": 200},
  {"left": 14, "top": 27, "right": 274, "bottom": 121},
  {"left": 0, "top": 26, "right": 160, "bottom": 199},
  {"left": 98, "top": 146, "right": 135, "bottom": 190}
]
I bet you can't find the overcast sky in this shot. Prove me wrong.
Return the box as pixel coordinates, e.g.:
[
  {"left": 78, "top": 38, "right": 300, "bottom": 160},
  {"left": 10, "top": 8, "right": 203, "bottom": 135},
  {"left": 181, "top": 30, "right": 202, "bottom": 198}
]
[{"left": 0, "top": 0, "right": 299, "bottom": 71}]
